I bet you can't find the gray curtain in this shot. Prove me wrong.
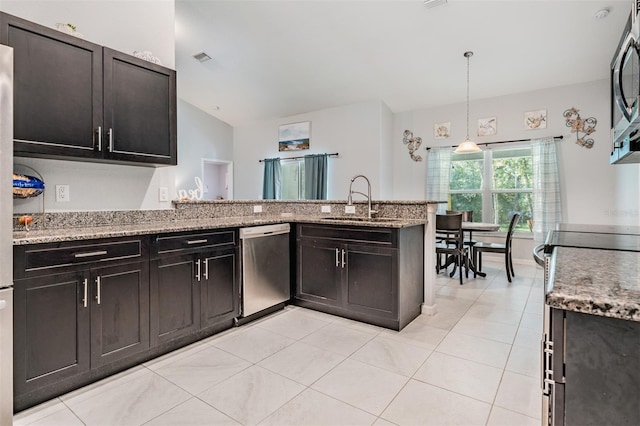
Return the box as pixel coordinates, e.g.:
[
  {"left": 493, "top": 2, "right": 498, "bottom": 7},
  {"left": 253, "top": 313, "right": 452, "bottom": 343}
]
[
  {"left": 425, "top": 147, "right": 452, "bottom": 214},
  {"left": 532, "top": 137, "right": 563, "bottom": 242},
  {"left": 304, "top": 154, "right": 328, "bottom": 200},
  {"left": 262, "top": 157, "right": 282, "bottom": 199}
]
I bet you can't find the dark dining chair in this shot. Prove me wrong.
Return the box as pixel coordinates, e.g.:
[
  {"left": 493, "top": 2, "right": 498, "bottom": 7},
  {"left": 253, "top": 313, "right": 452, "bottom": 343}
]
[
  {"left": 472, "top": 213, "right": 521, "bottom": 282},
  {"left": 446, "top": 210, "right": 476, "bottom": 247},
  {"left": 435, "top": 213, "right": 468, "bottom": 285}
]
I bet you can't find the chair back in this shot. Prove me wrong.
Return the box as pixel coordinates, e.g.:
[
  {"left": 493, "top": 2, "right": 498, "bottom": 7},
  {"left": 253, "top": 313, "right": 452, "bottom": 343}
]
[
  {"left": 446, "top": 210, "right": 473, "bottom": 222},
  {"left": 436, "top": 213, "right": 464, "bottom": 247},
  {"left": 505, "top": 213, "right": 521, "bottom": 248}
]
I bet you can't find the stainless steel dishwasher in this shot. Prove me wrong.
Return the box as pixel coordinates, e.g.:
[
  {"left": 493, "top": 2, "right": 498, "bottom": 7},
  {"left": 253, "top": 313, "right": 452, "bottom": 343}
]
[{"left": 239, "top": 223, "right": 290, "bottom": 319}]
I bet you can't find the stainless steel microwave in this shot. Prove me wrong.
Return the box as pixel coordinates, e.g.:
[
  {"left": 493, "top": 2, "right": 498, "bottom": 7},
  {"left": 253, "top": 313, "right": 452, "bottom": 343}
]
[{"left": 611, "top": 2, "right": 640, "bottom": 164}]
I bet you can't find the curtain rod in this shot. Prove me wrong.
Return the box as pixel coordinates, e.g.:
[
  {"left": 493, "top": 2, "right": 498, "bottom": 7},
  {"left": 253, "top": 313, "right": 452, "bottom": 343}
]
[
  {"left": 258, "top": 152, "right": 339, "bottom": 163},
  {"left": 425, "top": 135, "right": 564, "bottom": 150}
]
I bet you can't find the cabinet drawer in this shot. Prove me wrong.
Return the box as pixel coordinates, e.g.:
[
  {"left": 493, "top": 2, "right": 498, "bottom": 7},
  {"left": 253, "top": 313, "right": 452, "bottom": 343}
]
[
  {"left": 20, "top": 240, "right": 143, "bottom": 273},
  {"left": 298, "top": 224, "right": 395, "bottom": 246},
  {"left": 154, "top": 230, "right": 236, "bottom": 255}
]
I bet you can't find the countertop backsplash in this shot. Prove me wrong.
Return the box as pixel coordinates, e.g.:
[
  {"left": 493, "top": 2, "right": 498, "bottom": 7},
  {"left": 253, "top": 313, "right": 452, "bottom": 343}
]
[{"left": 13, "top": 200, "right": 444, "bottom": 232}]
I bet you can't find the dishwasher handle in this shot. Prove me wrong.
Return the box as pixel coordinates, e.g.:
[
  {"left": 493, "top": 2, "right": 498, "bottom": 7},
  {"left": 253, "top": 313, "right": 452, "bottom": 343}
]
[{"left": 240, "top": 224, "right": 290, "bottom": 239}]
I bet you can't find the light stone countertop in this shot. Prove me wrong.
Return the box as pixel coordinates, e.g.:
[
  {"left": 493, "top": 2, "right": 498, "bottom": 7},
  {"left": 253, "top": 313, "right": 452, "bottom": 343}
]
[
  {"left": 12, "top": 215, "right": 427, "bottom": 245},
  {"left": 547, "top": 246, "right": 640, "bottom": 322}
]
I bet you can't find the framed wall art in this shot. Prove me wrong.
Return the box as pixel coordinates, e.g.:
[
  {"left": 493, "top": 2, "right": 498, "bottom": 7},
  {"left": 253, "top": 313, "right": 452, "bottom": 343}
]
[
  {"left": 477, "top": 117, "right": 497, "bottom": 136},
  {"left": 524, "top": 109, "right": 547, "bottom": 130},
  {"left": 434, "top": 122, "right": 451, "bottom": 139},
  {"left": 278, "top": 121, "right": 311, "bottom": 151}
]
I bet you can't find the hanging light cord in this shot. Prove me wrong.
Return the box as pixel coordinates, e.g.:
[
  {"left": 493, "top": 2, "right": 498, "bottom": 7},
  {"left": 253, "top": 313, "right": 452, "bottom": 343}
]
[{"left": 464, "top": 51, "right": 473, "bottom": 140}]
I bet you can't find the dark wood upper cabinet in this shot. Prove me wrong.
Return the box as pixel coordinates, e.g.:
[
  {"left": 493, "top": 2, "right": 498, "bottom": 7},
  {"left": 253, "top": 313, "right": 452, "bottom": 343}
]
[
  {"left": 0, "top": 12, "right": 176, "bottom": 166},
  {"left": 103, "top": 48, "right": 176, "bottom": 165},
  {"left": 0, "top": 12, "right": 103, "bottom": 160}
]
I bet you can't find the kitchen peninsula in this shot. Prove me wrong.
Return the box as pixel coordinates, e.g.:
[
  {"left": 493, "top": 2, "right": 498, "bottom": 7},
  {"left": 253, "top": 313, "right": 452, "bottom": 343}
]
[
  {"left": 12, "top": 200, "right": 442, "bottom": 410},
  {"left": 541, "top": 226, "right": 640, "bottom": 426}
]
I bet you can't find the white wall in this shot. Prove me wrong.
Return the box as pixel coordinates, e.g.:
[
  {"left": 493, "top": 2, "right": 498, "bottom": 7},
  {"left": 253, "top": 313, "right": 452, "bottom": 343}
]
[
  {"left": 3, "top": 0, "right": 177, "bottom": 212},
  {"left": 175, "top": 99, "right": 233, "bottom": 197},
  {"left": 393, "top": 79, "right": 640, "bottom": 227},
  {"left": 233, "top": 100, "right": 388, "bottom": 200}
]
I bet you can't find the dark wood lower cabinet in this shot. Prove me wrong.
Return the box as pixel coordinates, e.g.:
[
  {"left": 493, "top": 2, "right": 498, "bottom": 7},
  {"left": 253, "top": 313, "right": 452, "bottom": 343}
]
[
  {"left": 297, "top": 239, "right": 342, "bottom": 306},
  {"left": 150, "top": 242, "right": 240, "bottom": 346},
  {"left": 150, "top": 254, "right": 200, "bottom": 346},
  {"left": 13, "top": 232, "right": 240, "bottom": 412},
  {"left": 201, "top": 249, "right": 239, "bottom": 328},
  {"left": 295, "top": 223, "right": 423, "bottom": 330},
  {"left": 90, "top": 262, "right": 150, "bottom": 368},
  {"left": 13, "top": 272, "right": 90, "bottom": 397}
]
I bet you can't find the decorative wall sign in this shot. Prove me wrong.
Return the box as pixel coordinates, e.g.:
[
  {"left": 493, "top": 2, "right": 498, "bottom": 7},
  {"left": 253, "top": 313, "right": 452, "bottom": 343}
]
[
  {"left": 178, "top": 177, "right": 204, "bottom": 200},
  {"left": 278, "top": 121, "right": 311, "bottom": 151},
  {"left": 402, "top": 130, "right": 423, "bottom": 162},
  {"left": 434, "top": 122, "right": 450, "bottom": 139},
  {"left": 563, "top": 107, "right": 596, "bottom": 149},
  {"left": 524, "top": 109, "right": 547, "bottom": 130},
  {"left": 477, "top": 117, "right": 497, "bottom": 136}
]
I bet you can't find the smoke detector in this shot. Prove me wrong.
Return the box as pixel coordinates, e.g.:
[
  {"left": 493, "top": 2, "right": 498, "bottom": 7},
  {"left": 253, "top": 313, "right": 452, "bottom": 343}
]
[
  {"left": 193, "top": 51, "right": 212, "bottom": 62},
  {"left": 594, "top": 9, "right": 610, "bottom": 20}
]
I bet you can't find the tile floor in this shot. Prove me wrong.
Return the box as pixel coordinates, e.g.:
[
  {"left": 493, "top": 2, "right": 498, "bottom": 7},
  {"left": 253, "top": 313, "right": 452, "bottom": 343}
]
[{"left": 14, "top": 258, "right": 543, "bottom": 426}]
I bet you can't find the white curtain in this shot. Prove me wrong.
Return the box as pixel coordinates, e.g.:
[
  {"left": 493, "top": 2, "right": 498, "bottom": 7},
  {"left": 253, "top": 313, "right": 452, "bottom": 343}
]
[
  {"left": 425, "top": 147, "right": 452, "bottom": 214},
  {"left": 532, "top": 137, "right": 562, "bottom": 242}
]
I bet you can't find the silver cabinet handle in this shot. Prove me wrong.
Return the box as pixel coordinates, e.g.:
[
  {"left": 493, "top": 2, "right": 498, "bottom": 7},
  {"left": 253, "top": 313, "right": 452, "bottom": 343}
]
[
  {"left": 335, "top": 248, "right": 340, "bottom": 267},
  {"left": 83, "top": 278, "right": 88, "bottom": 308},
  {"left": 203, "top": 259, "right": 209, "bottom": 280},
  {"left": 341, "top": 249, "right": 346, "bottom": 268},
  {"left": 74, "top": 250, "right": 108, "bottom": 258},
  {"left": 96, "top": 126, "right": 102, "bottom": 151},
  {"left": 196, "top": 259, "right": 201, "bottom": 282},
  {"left": 108, "top": 128, "right": 114, "bottom": 152},
  {"left": 95, "top": 276, "right": 101, "bottom": 305},
  {"left": 187, "top": 239, "right": 208, "bottom": 245}
]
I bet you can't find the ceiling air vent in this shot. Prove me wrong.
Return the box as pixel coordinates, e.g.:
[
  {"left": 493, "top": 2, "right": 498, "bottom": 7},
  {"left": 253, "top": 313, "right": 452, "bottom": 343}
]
[{"left": 193, "top": 52, "right": 212, "bottom": 63}]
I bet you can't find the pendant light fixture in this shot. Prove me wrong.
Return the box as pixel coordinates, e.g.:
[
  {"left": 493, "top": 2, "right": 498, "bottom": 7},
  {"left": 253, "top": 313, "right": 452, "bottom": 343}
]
[{"left": 455, "top": 51, "right": 482, "bottom": 154}]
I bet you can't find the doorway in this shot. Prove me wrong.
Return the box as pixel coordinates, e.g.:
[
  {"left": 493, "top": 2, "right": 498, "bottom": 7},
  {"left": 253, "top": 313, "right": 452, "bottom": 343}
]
[{"left": 201, "top": 159, "right": 233, "bottom": 200}]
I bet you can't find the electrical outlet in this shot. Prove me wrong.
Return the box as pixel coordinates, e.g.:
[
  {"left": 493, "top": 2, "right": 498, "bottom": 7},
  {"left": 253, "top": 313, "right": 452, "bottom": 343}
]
[
  {"left": 321, "top": 205, "right": 331, "bottom": 213},
  {"left": 55, "top": 184, "right": 70, "bottom": 202},
  {"left": 345, "top": 205, "right": 356, "bottom": 214},
  {"left": 158, "top": 187, "right": 169, "bottom": 202},
  {"left": 253, "top": 205, "right": 263, "bottom": 213}
]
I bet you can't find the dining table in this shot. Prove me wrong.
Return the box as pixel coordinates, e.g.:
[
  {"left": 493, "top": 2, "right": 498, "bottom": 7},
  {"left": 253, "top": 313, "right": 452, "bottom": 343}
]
[
  {"left": 438, "top": 221, "right": 500, "bottom": 279},
  {"left": 462, "top": 221, "right": 500, "bottom": 277}
]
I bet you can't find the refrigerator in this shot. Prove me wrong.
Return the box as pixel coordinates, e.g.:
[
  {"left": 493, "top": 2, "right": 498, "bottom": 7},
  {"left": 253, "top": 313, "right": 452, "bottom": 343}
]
[{"left": 0, "top": 43, "right": 14, "bottom": 424}]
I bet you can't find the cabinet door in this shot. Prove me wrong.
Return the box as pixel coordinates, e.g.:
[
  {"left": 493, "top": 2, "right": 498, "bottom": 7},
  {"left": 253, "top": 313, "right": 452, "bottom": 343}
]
[
  {"left": 103, "top": 48, "right": 177, "bottom": 165},
  {"left": 13, "top": 272, "right": 91, "bottom": 397},
  {"left": 90, "top": 262, "right": 149, "bottom": 368},
  {"left": 201, "top": 248, "right": 239, "bottom": 328},
  {"left": 0, "top": 13, "right": 103, "bottom": 159},
  {"left": 150, "top": 254, "right": 200, "bottom": 346},
  {"left": 344, "top": 244, "right": 397, "bottom": 320},
  {"left": 297, "top": 239, "right": 342, "bottom": 306}
]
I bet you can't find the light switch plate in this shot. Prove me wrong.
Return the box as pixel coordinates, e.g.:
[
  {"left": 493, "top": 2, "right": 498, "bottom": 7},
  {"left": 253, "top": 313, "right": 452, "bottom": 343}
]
[
  {"left": 345, "top": 205, "right": 356, "bottom": 214},
  {"left": 253, "top": 205, "right": 263, "bottom": 213},
  {"left": 321, "top": 205, "right": 331, "bottom": 213}
]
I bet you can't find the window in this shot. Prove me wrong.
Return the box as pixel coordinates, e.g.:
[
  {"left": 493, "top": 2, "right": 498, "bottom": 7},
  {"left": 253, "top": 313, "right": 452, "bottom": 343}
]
[
  {"left": 280, "top": 159, "right": 305, "bottom": 200},
  {"left": 450, "top": 146, "right": 532, "bottom": 232}
]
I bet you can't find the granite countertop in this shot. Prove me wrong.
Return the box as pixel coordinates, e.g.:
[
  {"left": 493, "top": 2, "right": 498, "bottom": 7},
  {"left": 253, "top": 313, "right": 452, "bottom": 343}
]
[
  {"left": 12, "top": 215, "right": 427, "bottom": 245},
  {"left": 547, "top": 246, "right": 640, "bottom": 322}
]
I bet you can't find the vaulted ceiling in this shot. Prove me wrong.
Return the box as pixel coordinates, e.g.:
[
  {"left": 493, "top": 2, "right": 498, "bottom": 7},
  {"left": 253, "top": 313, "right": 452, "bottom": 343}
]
[{"left": 175, "top": 0, "right": 629, "bottom": 126}]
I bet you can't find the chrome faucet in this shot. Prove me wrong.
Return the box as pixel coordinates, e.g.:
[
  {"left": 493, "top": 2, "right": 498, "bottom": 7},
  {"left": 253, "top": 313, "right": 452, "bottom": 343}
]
[{"left": 347, "top": 174, "right": 377, "bottom": 218}]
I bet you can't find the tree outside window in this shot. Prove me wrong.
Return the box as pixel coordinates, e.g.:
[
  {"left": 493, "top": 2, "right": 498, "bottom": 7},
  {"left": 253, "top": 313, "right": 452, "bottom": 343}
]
[{"left": 450, "top": 147, "right": 533, "bottom": 232}]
